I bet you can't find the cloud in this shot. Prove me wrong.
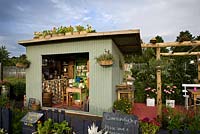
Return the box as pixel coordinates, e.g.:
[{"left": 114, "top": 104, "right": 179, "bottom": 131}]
[{"left": 0, "top": 0, "right": 200, "bottom": 56}]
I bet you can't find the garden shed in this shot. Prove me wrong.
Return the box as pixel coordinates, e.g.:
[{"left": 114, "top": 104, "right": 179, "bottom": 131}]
[{"left": 18, "top": 29, "right": 141, "bottom": 115}]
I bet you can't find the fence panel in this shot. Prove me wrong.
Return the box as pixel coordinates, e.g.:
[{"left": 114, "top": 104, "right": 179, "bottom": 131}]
[
  {"left": 0, "top": 107, "right": 2, "bottom": 128},
  {"left": 3, "top": 66, "right": 25, "bottom": 78},
  {"left": 42, "top": 109, "right": 102, "bottom": 134},
  {"left": 0, "top": 107, "right": 11, "bottom": 134}
]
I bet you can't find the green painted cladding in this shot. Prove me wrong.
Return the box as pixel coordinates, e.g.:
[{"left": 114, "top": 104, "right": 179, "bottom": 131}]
[{"left": 26, "top": 38, "right": 124, "bottom": 115}]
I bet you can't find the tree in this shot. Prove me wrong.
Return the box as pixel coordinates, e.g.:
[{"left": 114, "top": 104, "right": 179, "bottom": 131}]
[
  {"left": 176, "top": 30, "right": 194, "bottom": 42},
  {"left": 195, "top": 35, "right": 200, "bottom": 40},
  {"left": 155, "top": 35, "right": 169, "bottom": 53},
  {"left": 0, "top": 46, "right": 10, "bottom": 65},
  {"left": 155, "top": 35, "right": 164, "bottom": 43}
]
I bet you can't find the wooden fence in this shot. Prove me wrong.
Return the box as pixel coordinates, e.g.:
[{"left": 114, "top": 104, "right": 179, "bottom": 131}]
[
  {"left": 0, "top": 107, "right": 12, "bottom": 134},
  {"left": 43, "top": 109, "right": 102, "bottom": 134},
  {"left": 3, "top": 66, "right": 25, "bottom": 78}
]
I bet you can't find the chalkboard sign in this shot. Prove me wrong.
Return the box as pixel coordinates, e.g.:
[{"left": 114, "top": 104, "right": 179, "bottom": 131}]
[
  {"left": 21, "top": 112, "right": 43, "bottom": 124},
  {"left": 102, "top": 112, "right": 139, "bottom": 134},
  {"left": 28, "top": 98, "right": 36, "bottom": 110}
]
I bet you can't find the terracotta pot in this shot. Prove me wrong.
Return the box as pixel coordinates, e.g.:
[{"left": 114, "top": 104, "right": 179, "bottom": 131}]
[{"left": 32, "top": 104, "right": 40, "bottom": 111}]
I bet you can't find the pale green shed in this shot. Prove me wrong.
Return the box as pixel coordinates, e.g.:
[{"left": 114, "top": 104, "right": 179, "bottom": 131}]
[{"left": 18, "top": 29, "right": 141, "bottom": 116}]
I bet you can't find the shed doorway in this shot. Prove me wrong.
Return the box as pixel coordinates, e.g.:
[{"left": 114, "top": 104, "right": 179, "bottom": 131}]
[{"left": 41, "top": 52, "right": 89, "bottom": 112}]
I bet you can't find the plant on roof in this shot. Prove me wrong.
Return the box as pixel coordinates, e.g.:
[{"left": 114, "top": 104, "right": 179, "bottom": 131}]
[
  {"left": 42, "top": 30, "right": 49, "bottom": 37},
  {"left": 75, "top": 25, "right": 85, "bottom": 33},
  {"left": 86, "top": 24, "right": 96, "bottom": 33},
  {"left": 52, "top": 27, "right": 57, "bottom": 34},
  {"left": 57, "top": 26, "right": 66, "bottom": 34},
  {"left": 66, "top": 25, "right": 74, "bottom": 33}
]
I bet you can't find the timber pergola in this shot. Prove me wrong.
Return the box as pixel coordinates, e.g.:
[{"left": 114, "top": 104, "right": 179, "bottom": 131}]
[{"left": 141, "top": 40, "right": 200, "bottom": 119}]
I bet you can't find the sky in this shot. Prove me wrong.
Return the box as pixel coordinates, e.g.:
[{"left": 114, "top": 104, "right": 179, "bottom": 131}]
[{"left": 0, "top": 0, "right": 200, "bottom": 57}]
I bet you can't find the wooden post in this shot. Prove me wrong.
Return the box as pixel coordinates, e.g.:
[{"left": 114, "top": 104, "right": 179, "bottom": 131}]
[
  {"left": 197, "top": 55, "right": 200, "bottom": 83},
  {"left": 156, "top": 47, "right": 162, "bottom": 119}
]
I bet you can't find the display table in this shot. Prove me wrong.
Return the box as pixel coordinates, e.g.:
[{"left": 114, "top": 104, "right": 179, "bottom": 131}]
[
  {"left": 66, "top": 87, "right": 82, "bottom": 106},
  {"left": 187, "top": 89, "right": 200, "bottom": 111}
]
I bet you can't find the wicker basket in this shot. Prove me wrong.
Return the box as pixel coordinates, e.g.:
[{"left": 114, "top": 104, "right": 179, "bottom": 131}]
[
  {"left": 16, "top": 63, "right": 28, "bottom": 68},
  {"left": 98, "top": 60, "right": 113, "bottom": 66}
]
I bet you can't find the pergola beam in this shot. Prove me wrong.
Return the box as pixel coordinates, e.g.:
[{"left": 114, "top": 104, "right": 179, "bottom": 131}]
[
  {"left": 141, "top": 41, "right": 200, "bottom": 48},
  {"left": 161, "top": 52, "right": 200, "bottom": 56}
]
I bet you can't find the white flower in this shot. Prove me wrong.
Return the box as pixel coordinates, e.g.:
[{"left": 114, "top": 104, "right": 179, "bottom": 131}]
[{"left": 88, "top": 123, "right": 108, "bottom": 134}]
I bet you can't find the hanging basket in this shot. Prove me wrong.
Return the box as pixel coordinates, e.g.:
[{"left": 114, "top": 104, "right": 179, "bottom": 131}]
[
  {"left": 16, "top": 63, "right": 29, "bottom": 68},
  {"left": 98, "top": 60, "right": 113, "bottom": 66}
]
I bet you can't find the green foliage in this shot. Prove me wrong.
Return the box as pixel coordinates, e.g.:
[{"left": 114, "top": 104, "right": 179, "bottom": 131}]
[
  {"left": 75, "top": 25, "right": 85, "bottom": 32},
  {"left": 52, "top": 120, "right": 71, "bottom": 134},
  {"left": 140, "top": 117, "right": 160, "bottom": 134},
  {"left": 11, "top": 108, "right": 28, "bottom": 134},
  {"left": 5, "top": 77, "right": 25, "bottom": 100},
  {"left": 113, "top": 99, "right": 132, "bottom": 114},
  {"left": 186, "top": 112, "right": 200, "bottom": 132},
  {"left": 96, "top": 52, "right": 114, "bottom": 62},
  {"left": 16, "top": 54, "right": 30, "bottom": 68},
  {"left": 0, "top": 46, "right": 10, "bottom": 65},
  {"left": 0, "top": 128, "right": 7, "bottom": 134},
  {"left": 162, "top": 83, "right": 179, "bottom": 100},
  {"left": 176, "top": 30, "right": 194, "bottom": 42},
  {"left": 0, "top": 95, "right": 9, "bottom": 107},
  {"left": 155, "top": 35, "right": 164, "bottom": 43},
  {"left": 162, "top": 108, "right": 200, "bottom": 132},
  {"left": 86, "top": 24, "right": 96, "bottom": 33},
  {"left": 37, "top": 118, "right": 72, "bottom": 134},
  {"left": 195, "top": 35, "right": 200, "bottom": 40},
  {"left": 66, "top": 25, "right": 74, "bottom": 33},
  {"left": 57, "top": 26, "right": 66, "bottom": 34}
]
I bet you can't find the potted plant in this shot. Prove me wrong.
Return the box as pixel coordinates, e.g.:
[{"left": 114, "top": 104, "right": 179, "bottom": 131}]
[
  {"left": 144, "top": 87, "right": 157, "bottom": 106},
  {"left": 57, "top": 26, "right": 65, "bottom": 36},
  {"left": 65, "top": 25, "right": 74, "bottom": 36},
  {"left": 112, "top": 98, "right": 132, "bottom": 114},
  {"left": 163, "top": 84, "right": 177, "bottom": 108},
  {"left": 16, "top": 55, "right": 31, "bottom": 68},
  {"left": 51, "top": 27, "right": 58, "bottom": 37},
  {"left": 75, "top": 25, "right": 86, "bottom": 34},
  {"left": 86, "top": 24, "right": 96, "bottom": 33},
  {"left": 33, "top": 32, "right": 42, "bottom": 39},
  {"left": 96, "top": 50, "right": 114, "bottom": 66},
  {"left": 44, "top": 30, "right": 52, "bottom": 39}
]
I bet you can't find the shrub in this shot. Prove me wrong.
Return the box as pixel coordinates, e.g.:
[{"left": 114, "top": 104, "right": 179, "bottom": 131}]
[
  {"left": 5, "top": 77, "right": 25, "bottom": 100},
  {"left": 113, "top": 98, "right": 132, "bottom": 114},
  {"left": 37, "top": 118, "right": 72, "bottom": 134},
  {"left": 140, "top": 117, "right": 160, "bottom": 134},
  {"left": 12, "top": 108, "right": 28, "bottom": 134}
]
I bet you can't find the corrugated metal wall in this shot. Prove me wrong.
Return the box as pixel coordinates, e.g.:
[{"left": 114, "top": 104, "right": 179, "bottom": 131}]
[{"left": 26, "top": 39, "right": 123, "bottom": 115}]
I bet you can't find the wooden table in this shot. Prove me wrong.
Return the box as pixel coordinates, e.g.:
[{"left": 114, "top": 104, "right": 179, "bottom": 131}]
[
  {"left": 66, "top": 87, "right": 82, "bottom": 106},
  {"left": 187, "top": 89, "right": 200, "bottom": 111}
]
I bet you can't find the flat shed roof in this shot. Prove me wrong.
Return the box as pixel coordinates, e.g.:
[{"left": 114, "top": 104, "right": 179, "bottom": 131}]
[{"left": 18, "top": 29, "right": 142, "bottom": 54}]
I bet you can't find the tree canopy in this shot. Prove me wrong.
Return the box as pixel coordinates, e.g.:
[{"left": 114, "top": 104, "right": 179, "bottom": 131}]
[{"left": 0, "top": 46, "right": 10, "bottom": 65}]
